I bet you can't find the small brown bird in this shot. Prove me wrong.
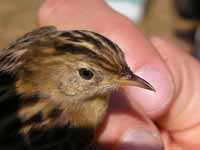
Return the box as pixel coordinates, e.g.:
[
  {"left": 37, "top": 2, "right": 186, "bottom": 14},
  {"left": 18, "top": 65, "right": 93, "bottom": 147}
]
[{"left": 0, "top": 26, "right": 154, "bottom": 150}]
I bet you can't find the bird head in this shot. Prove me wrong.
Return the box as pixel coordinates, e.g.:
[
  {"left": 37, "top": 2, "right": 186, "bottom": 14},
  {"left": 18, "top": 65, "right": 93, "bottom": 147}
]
[{"left": 0, "top": 26, "right": 154, "bottom": 144}]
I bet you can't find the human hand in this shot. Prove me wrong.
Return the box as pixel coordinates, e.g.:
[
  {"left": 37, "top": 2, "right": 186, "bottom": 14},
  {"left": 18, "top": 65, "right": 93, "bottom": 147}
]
[{"left": 38, "top": 0, "right": 200, "bottom": 149}]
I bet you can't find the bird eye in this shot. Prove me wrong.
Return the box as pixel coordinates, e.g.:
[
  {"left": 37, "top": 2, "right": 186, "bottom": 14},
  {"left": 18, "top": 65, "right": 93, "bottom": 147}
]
[{"left": 78, "top": 68, "right": 94, "bottom": 80}]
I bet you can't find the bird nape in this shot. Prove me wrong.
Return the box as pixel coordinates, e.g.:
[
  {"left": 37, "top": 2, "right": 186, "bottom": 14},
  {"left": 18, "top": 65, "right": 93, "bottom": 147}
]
[{"left": 0, "top": 26, "right": 154, "bottom": 150}]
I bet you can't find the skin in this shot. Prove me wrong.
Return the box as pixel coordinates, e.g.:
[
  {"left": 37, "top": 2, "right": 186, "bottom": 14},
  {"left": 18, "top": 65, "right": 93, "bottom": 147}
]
[{"left": 38, "top": 0, "right": 200, "bottom": 149}]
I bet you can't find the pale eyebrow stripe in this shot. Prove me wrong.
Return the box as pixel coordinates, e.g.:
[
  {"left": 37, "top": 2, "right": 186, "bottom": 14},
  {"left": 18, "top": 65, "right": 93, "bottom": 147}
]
[{"left": 55, "top": 43, "right": 118, "bottom": 73}]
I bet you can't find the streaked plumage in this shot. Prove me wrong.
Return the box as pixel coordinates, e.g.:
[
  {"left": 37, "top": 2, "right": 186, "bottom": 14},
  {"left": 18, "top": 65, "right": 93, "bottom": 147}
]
[{"left": 0, "top": 26, "right": 154, "bottom": 150}]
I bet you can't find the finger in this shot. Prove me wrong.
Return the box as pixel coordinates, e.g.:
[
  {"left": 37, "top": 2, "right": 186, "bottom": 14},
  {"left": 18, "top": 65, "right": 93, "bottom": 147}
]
[
  {"left": 96, "top": 90, "right": 164, "bottom": 150},
  {"left": 151, "top": 37, "right": 200, "bottom": 149}
]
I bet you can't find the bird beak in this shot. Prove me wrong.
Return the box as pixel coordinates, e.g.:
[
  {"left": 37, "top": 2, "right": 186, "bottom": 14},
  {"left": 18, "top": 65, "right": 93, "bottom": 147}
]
[{"left": 114, "top": 73, "right": 155, "bottom": 91}]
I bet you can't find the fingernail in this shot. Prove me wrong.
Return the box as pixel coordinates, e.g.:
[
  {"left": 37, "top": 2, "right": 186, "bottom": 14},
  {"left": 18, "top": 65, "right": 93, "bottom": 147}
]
[
  {"left": 126, "top": 68, "right": 174, "bottom": 118},
  {"left": 120, "top": 129, "right": 164, "bottom": 150}
]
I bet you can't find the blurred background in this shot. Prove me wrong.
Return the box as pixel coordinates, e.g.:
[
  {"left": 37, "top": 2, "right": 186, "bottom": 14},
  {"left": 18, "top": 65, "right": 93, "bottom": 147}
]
[{"left": 0, "top": 0, "right": 200, "bottom": 55}]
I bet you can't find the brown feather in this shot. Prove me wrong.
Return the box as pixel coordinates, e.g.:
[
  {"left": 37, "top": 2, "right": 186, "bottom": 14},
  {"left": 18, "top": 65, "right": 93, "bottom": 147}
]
[{"left": 0, "top": 26, "right": 133, "bottom": 150}]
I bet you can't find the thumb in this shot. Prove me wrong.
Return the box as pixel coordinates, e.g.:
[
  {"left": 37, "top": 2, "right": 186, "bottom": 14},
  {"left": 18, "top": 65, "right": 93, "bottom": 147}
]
[{"left": 151, "top": 37, "right": 200, "bottom": 149}]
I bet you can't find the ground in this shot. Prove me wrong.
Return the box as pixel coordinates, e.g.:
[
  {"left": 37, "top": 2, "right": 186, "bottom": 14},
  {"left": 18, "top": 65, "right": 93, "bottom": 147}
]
[{"left": 0, "top": 0, "right": 42, "bottom": 48}]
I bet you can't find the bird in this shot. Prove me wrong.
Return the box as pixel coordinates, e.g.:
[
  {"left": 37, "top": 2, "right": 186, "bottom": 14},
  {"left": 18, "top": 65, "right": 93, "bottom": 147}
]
[{"left": 0, "top": 26, "right": 154, "bottom": 150}]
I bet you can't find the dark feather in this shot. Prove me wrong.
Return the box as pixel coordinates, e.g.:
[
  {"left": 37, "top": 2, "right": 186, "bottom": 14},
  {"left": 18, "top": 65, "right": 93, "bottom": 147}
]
[
  {"left": 0, "top": 26, "right": 57, "bottom": 73},
  {"left": 0, "top": 26, "right": 129, "bottom": 149}
]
